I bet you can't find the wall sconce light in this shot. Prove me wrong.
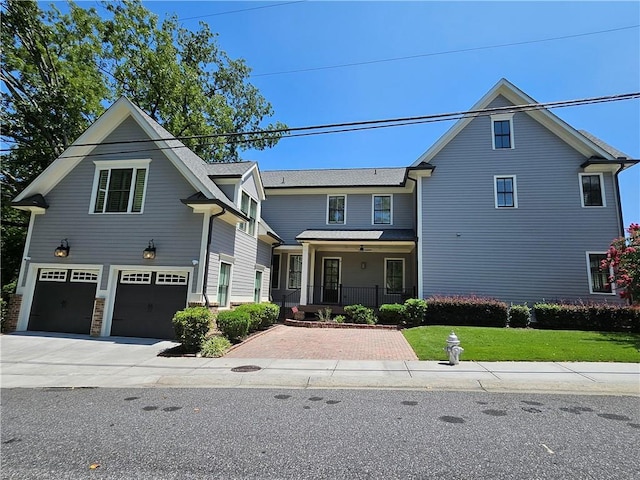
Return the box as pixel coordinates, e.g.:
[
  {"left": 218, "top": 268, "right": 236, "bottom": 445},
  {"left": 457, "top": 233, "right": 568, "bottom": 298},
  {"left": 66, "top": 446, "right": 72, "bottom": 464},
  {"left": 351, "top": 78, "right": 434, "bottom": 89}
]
[
  {"left": 361, "top": 262, "right": 367, "bottom": 270},
  {"left": 143, "top": 240, "right": 156, "bottom": 259},
  {"left": 54, "top": 239, "right": 70, "bottom": 258}
]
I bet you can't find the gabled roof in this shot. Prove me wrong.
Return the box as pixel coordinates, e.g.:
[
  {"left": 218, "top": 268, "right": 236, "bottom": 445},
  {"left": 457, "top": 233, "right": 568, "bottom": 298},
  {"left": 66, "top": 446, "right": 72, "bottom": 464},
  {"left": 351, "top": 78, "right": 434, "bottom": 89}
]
[
  {"left": 411, "top": 78, "right": 621, "bottom": 166},
  {"left": 261, "top": 167, "right": 408, "bottom": 189},
  {"left": 577, "top": 130, "right": 630, "bottom": 159},
  {"left": 13, "top": 97, "right": 239, "bottom": 215}
]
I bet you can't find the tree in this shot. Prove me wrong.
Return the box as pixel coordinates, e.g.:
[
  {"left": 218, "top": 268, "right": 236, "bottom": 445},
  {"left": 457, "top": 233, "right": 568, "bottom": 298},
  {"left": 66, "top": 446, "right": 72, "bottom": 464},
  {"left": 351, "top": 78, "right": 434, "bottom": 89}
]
[
  {"left": 1, "top": 0, "right": 287, "bottom": 288},
  {"left": 602, "top": 223, "right": 640, "bottom": 305}
]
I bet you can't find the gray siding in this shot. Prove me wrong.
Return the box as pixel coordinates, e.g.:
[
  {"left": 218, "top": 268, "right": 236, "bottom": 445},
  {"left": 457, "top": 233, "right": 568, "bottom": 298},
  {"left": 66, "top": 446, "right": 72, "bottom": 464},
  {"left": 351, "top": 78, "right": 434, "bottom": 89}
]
[
  {"left": 241, "top": 174, "right": 259, "bottom": 200},
  {"left": 206, "top": 218, "right": 271, "bottom": 304},
  {"left": 218, "top": 184, "right": 236, "bottom": 203},
  {"left": 262, "top": 192, "right": 415, "bottom": 245},
  {"left": 25, "top": 116, "right": 203, "bottom": 291},
  {"left": 420, "top": 95, "right": 622, "bottom": 304}
]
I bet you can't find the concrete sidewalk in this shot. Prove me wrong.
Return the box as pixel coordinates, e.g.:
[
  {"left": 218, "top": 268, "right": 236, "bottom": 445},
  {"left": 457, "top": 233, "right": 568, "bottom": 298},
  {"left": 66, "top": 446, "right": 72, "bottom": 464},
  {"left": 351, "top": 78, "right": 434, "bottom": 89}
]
[{"left": 1, "top": 332, "right": 639, "bottom": 395}]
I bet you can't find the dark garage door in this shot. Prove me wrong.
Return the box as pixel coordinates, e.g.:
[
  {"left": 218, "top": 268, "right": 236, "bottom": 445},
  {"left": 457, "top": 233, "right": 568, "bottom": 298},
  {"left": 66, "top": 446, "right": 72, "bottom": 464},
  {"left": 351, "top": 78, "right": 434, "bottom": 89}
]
[
  {"left": 28, "top": 269, "right": 98, "bottom": 334},
  {"left": 111, "top": 271, "right": 189, "bottom": 339}
]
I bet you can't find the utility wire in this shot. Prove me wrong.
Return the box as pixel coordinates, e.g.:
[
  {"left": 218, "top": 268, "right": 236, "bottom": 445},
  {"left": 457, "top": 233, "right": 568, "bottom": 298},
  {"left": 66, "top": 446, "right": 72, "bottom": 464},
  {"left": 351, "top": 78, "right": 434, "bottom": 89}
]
[
  {"left": 179, "top": 1, "right": 305, "bottom": 21},
  {"left": 253, "top": 24, "right": 640, "bottom": 77},
  {"left": 5, "top": 93, "right": 635, "bottom": 159}
]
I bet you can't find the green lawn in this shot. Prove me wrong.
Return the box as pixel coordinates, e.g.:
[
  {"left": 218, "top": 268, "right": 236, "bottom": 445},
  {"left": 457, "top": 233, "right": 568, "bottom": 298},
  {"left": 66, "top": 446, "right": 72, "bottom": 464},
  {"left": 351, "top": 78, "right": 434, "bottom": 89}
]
[{"left": 403, "top": 326, "right": 640, "bottom": 362}]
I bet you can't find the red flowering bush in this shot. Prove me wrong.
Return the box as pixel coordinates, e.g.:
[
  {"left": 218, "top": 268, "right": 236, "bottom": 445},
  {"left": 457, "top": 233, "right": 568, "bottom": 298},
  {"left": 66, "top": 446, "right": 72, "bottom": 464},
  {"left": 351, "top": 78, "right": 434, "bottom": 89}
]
[{"left": 602, "top": 223, "right": 640, "bottom": 304}]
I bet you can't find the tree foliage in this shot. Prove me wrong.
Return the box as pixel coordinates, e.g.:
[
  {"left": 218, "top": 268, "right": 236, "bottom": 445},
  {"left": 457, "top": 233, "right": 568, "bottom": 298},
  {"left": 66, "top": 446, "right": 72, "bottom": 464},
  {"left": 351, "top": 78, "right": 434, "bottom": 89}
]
[
  {"left": 0, "top": 0, "right": 286, "bottom": 287},
  {"left": 602, "top": 223, "right": 640, "bottom": 305}
]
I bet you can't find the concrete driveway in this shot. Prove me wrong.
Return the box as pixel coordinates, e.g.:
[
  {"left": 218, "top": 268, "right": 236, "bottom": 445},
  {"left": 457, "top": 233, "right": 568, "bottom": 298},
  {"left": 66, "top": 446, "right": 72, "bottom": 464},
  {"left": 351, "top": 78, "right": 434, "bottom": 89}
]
[{"left": 225, "top": 324, "right": 418, "bottom": 360}]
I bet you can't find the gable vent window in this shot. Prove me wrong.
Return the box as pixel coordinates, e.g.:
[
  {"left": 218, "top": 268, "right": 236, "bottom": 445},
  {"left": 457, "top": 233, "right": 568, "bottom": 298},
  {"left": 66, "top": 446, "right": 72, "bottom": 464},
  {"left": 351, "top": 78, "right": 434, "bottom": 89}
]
[{"left": 91, "top": 160, "right": 150, "bottom": 214}]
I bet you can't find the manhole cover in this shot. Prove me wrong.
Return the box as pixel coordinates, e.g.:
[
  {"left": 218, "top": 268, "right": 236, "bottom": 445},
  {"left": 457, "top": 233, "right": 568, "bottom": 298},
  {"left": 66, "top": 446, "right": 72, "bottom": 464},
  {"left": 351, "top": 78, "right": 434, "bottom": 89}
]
[{"left": 231, "top": 365, "right": 262, "bottom": 373}]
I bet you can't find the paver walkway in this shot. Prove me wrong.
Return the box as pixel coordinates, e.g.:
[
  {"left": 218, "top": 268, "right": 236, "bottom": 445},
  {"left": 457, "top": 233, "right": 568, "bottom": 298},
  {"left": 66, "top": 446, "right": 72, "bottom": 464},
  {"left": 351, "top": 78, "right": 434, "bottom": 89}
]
[{"left": 224, "top": 324, "right": 418, "bottom": 360}]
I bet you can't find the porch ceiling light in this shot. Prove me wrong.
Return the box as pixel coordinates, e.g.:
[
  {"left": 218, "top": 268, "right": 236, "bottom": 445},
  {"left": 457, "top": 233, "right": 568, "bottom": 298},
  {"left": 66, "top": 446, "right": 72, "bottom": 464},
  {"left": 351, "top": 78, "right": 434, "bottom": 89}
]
[
  {"left": 54, "top": 239, "right": 70, "bottom": 258},
  {"left": 143, "top": 240, "right": 156, "bottom": 259}
]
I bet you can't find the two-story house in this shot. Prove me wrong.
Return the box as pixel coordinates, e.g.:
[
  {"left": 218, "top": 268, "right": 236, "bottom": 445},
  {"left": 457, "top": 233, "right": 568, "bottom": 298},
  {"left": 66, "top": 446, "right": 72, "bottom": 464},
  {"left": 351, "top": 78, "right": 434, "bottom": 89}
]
[
  {"left": 9, "top": 97, "right": 280, "bottom": 339},
  {"left": 8, "top": 78, "right": 636, "bottom": 339}
]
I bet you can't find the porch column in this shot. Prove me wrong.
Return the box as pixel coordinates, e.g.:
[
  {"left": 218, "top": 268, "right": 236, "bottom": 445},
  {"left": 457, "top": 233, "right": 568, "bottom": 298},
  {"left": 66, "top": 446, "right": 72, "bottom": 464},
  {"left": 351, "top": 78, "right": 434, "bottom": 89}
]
[{"left": 300, "top": 242, "right": 310, "bottom": 305}]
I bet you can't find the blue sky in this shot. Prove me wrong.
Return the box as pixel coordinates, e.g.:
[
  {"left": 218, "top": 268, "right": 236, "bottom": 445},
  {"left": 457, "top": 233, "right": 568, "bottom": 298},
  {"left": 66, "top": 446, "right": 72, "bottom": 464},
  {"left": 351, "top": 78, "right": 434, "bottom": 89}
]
[{"left": 58, "top": 1, "right": 640, "bottom": 225}]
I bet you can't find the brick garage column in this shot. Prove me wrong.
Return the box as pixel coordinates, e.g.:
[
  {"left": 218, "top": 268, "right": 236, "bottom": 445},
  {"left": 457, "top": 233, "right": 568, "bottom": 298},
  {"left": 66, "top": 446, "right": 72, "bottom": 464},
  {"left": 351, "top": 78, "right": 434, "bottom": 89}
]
[
  {"left": 4, "top": 294, "right": 23, "bottom": 332},
  {"left": 90, "top": 298, "right": 105, "bottom": 337}
]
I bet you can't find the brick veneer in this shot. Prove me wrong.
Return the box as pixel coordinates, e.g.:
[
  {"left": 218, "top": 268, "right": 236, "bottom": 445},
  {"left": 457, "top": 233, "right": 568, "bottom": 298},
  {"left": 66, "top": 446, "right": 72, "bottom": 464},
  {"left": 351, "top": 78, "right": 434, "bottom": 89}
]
[
  {"left": 4, "top": 294, "right": 22, "bottom": 332},
  {"left": 90, "top": 298, "right": 105, "bottom": 337}
]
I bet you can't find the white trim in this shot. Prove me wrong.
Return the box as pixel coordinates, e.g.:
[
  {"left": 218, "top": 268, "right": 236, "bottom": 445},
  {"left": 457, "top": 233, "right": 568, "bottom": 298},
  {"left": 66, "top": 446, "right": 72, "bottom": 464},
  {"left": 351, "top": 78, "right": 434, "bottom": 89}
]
[
  {"left": 585, "top": 252, "right": 615, "bottom": 295},
  {"left": 39, "top": 269, "right": 68, "bottom": 282},
  {"left": 491, "top": 113, "right": 515, "bottom": 150},
  {"left": 219, "top": 253, "right": 235, "bottom": 265},
  {"left": 416, "top": 178, "right": 424, "bottom": 299},
  {"left": 265, "top": 186, "right": 413, "bottom": 196},
  {"left": 16, "top": 263, "right": 104, "bottom": 332},
  {"left": 156, "top": 272, "right": 189, "bottom": 285},
  {"left": 493, "top": 175, "right": 518, "bottom": 208},
  {"left": 300, "top": 244, "right": 310, "bottom": 304},
  {"left": 196, "top": 213, "right": 209, "bottom": 297},
  {"left": 120, "top": 271, "right": 152, "bottom": 284},
  {"left": 579, "top": 172, "right": 606, "bottom": 208},
  {"left": 384, "top": 258, "right": 405, "bottom": 294},
  {"left": 254, "top": 264, "right": 266, "bottom": 272},
  {"left": 326, "top": 194, "right": 347, "bottom": 225},
  {"left": 88, "top": 159, "right": 151, "bottom": 215},
  {"left": 16, "top": 211, "right": 38, "bottom": 293},
  {"left": 271, "top": 253, "right": 281, "bottom": 290},
  {"left": 71, "top": 270, "right": 100, "bottom": 283},
  {"left": 372, "top": 194, "right": 393, "bottom": 225}
]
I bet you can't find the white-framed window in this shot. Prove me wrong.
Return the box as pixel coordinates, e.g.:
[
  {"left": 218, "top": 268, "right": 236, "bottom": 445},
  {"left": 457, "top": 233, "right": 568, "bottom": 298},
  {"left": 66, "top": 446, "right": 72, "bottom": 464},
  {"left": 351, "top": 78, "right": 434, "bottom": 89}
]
[
  {"left": 71, "top": 270, "right": 99, "bottom": 283},
  {"left": 156, "top": 272, "right": 189, "bottom": 285},
  {"left": 218, "top": 262, "right": 232, "bottom": 307},
  {"left": 90, "top": 159, "right": 150, "bottom": 214},
  {"left": 287, "top": 254, "right": 303, "bottom": 290},
  {"left": 586, "top": 252, "right": 614, "bottom": 295},
  {"left": 579, "top": 173, "right": 606, "bottom": 208},
  {"left": 327, "top": 195, "right": 346, "bottom": 225},
  {"left": 238, "top": 191, "right": 258, "bottom": 235},
  {"left": 384, "top": 258, "right": 404, "bottom": 294},
  {"left": 372, "top": 194, "right": 393, "bottom": 225},
  {"left": 254, "top": 270, "right": 263, "bottom": 303},
  {"left": 120, "top": 271, "right": 152, "bottom": 284},
  {"left": 271, "top": 253, "right": 281, "bottom": 290},
  {"left": 494, "top": 175, "right": 518, "bottom": 208},
  {"left": 491, "top": 113, "right": 514, "bottom": 150},
  {"left": 39, "top": 269, "right": 68, "bottom": 282}
]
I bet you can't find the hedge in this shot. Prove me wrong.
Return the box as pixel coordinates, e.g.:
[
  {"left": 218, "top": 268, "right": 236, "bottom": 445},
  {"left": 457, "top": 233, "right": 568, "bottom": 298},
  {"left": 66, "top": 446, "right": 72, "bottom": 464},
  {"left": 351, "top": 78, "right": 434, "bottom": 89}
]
[
  {"left": 424, "top": 296, "right": 508, "bottom": 327},
  {"left": 172, "top": 306, "right": 213, "bottom": 352},
  {"left": 533, "top": 303, "right": 640, "bottom": 332},
  {"left": 216, "top": 310, "right": 250, "bottom": 342},
  {"left": 377, "top": 304, "right": 405, "bottom": 325},
  {"left": 508, "top": 304, "right": 531, "bottom": 328},
  {"left": 344, "top": 304, "right": 377, "bottom": 324}
]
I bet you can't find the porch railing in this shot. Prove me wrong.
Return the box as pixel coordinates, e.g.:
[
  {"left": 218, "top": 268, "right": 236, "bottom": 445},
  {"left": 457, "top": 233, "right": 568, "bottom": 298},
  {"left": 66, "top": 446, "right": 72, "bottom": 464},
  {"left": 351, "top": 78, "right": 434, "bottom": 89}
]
[
  {"left": 279, "top": 288, "right": 301, "bottom": 320},
  {"left": 306, "top": 285, "right": 416, "bottom": 308}
]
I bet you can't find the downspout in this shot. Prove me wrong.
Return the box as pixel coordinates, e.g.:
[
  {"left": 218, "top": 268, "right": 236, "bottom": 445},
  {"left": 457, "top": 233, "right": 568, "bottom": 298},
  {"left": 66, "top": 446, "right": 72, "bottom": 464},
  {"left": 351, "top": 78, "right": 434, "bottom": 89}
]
[
  {"left": 613, "top": 165, "right": 626, "bottom": 237},
  {"left": 406, "top": 175, "right": 419, "bottom": 298},
  {"left": 202, "top": 209, "right": 227, "bottom": 307}
]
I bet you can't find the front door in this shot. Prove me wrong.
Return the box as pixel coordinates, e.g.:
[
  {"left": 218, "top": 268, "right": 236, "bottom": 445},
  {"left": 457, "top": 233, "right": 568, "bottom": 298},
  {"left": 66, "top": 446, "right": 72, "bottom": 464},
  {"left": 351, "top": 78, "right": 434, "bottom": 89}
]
[{"left": 322, "top": 258, "right": 340, "bottom": 303}]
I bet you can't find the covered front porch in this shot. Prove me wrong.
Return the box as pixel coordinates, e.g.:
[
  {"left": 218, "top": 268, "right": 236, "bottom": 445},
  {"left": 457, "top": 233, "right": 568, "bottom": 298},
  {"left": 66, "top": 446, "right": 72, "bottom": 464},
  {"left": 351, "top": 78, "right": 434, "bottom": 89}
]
[{"left": 277, "top": 229, "right": 417, "bottom": 313}]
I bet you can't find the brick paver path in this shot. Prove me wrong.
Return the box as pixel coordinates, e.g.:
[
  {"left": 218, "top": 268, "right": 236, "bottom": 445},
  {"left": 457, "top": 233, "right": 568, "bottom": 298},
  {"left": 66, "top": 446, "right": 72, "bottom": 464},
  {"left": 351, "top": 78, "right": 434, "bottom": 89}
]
[{"left": 225, "top": 325, "right": 418, "bottom": 360}]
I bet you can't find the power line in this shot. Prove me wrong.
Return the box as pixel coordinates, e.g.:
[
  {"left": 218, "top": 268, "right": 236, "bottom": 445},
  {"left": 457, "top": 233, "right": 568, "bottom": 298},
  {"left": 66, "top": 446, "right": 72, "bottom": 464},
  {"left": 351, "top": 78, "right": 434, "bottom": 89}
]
[
  {"left": 4, "top": 93, "right": 636, "bottom": 159},
  {"left": 253, "top": 24, "right": 640, "bottom": 77},
  {"left": 179, "top": 1, "right": 305, "bottom": 21}
]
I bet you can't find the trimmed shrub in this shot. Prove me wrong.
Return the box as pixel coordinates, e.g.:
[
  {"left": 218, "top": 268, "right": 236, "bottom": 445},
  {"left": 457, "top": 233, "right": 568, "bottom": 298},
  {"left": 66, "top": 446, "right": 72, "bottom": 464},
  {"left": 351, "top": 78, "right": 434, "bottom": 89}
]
[
  {"left": 533, "top": 302, "right": 640, "bottom": 332},
  {"left": 234, "top": 303, "right": 280, "bottom": 332},
  {"left": 172, "top": 307, "right": 213, "bottom": 352},
  {"left": 425, "top": 296, "right": 508, "bottom": 327},
  {"left": 216, "top": 310, "right": 251, "bottom": 342},
  {"left": 508, "top": 304, "right": 531, "bottom": 328},
  {"left": 403, "top": 298, "right": 428, "bottom": 327},
  {"left": 259, "top": 303, "right": 280, "bottom": 328},
  {"left": 200, "top": 336, "right": 232, "bottom": 358},
  {"left": 344, "top": 304, "right": 377, "bottom": 324},
  {"left": 377, "top": 303, "right": 406, "bottom": 325}
]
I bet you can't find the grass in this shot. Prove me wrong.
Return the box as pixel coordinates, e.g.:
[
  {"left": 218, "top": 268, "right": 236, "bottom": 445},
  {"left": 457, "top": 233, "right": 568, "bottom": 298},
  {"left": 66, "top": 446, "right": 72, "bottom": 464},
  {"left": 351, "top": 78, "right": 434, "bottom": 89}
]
[{"left": 403, "top": 326, "right": 640, "bottom": 362}]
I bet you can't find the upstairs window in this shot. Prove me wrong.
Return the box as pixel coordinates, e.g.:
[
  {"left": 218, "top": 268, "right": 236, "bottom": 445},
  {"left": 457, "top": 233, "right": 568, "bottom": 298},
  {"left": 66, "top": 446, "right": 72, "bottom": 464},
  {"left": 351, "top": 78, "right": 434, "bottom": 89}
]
[
  {"left": 494, "top": 175, "right": 518, "bottom": 208},
  {"left": 91, "top": 160, "right": 149, "bottom": 214},
  {"left": 327, "top": 195, "right": 346, "bottom": 224},
  {"left": 373, "top": 195, "right": 392, "bottom": 225},
  {"left": 491, "top": 114, "right": 514, "bottom": 149},
  {"left": 239, "top": 191, "right": 258, "bottom": 235},
  {"left": 580, "top": 173, "right": 605, "bottom": 207}
]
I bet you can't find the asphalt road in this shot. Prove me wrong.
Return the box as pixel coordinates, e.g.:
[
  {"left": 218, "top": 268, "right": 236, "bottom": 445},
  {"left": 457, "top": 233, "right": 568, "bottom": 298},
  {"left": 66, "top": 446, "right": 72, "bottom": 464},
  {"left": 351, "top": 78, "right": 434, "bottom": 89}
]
[{"left": 1, "top": 388, "right": 639, "bottom": 479}]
